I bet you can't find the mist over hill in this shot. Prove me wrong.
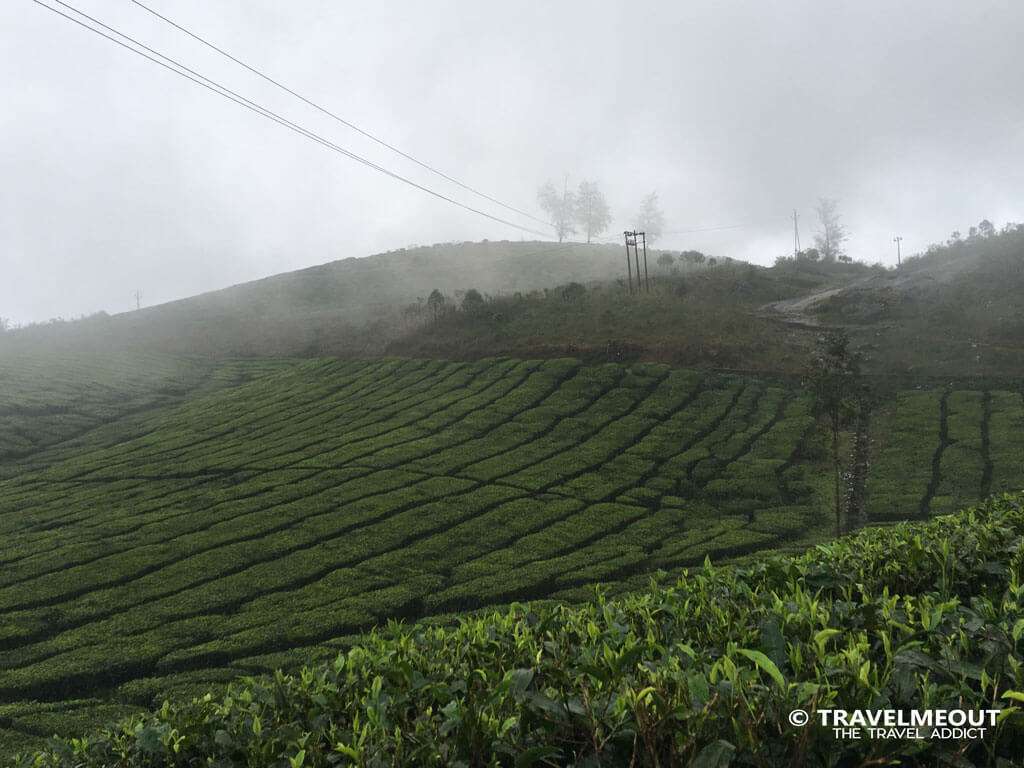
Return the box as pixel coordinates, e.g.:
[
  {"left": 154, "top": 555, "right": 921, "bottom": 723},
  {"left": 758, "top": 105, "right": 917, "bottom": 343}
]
[
  {"left": 1, "top": 241, "right": 637, "bottom": 358},
  {"left": 5, "top": 0, "right": 1024, "bottom": 760},
  {"left": 4, "top": 225, "right": 1024, "bottom": 378},
  {"left": 3, "top": 231, "right": 1024, "bottom": 757}
]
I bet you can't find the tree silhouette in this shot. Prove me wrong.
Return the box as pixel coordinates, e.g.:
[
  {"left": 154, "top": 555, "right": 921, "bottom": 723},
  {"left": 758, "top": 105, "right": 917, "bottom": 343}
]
[
  {"left": 574, "top": 181, "right": 611, "bottom": 244},
  {"left": 538, "top": 182, "right": 577, "bottom": 243},
  {"left": 807, "top": 330, "right": 861, "bottom": 536}
]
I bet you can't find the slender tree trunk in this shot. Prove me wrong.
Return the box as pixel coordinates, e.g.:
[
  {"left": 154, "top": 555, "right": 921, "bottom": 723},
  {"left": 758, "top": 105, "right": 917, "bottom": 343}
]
[
  {"left": 845, "top": 401, "right": 871, "bottom": 532},
  {"left": 832, "top": 421, "right": 842, "bottom": 537}
]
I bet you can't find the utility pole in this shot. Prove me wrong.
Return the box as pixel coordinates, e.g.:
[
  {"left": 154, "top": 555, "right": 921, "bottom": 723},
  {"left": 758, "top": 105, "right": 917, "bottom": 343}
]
[
  {"left": 623, "top": 231, "right": 650, "bottom": 294},
  {"left": 624, "top": 231, "right": 635, "bottom": 294},
  {"left": 133, "top": 290, "right": 141, "bottom": 311},
  {"left": 893, "top": 236, "right": 903, "bottom": 267},
  {"left": 792, "top": 209, "right": 801, "bottom": 256},
  {"left": 634, "top": 234, "right": 641, "bottom": 292},
  {"left": 641, "top": 231, "right": 649, "bottom": 292}
]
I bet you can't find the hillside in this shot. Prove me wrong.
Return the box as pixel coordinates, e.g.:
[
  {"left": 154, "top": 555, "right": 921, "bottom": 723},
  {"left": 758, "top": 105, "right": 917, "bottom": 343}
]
[
  {"left": 2, "top": 242, "right": 640, "bottom": 359},
  {"left": 2, "top": 232, "right": 1023, "bottom": 753},
  {"left": 2, "top": 240, "right": 853, "bottom": 374},
  {"left": 8, "top": 229, "right": 1023, "bottom": 379},
  {"left": 0, "top": 347, "right": 204, "bottom": 467},
  {"left": 0, "top": 358, "right": 827, "bottom": 751},
  {"left": 383, "top": 227, "right": 1024, "bottom": 379},
  {"left": 386, "top": 260, "right": 828, "bottom": 372},
  {"left": 0, "top": 343, "right": 295, "bottom": 481},
  {"left": 0, "top": 355, "right": 1022, "bottom": 751},
  {"left": 14, "top": 493, "right": 1024, "bottom": 767},
  {"left": 792, "top": 223, "right": 1024, "bottom": 378}
]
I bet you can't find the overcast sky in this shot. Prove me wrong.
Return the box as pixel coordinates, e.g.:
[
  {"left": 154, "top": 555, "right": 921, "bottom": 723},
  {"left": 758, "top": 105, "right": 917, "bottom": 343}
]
[{"left": 3, "top": 0, "right": 1023, "bottom": 323}]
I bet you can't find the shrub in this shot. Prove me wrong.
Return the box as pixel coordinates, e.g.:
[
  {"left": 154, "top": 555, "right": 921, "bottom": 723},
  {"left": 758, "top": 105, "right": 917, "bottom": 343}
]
[{"left": 16, "top": 494, "right": 1024, "bottom": 767}]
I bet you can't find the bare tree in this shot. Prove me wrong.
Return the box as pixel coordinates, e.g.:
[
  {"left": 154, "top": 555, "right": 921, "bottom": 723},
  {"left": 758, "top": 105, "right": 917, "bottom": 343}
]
[
  {"left": 538, "top": 181, "right": 577, "bottom": 242},
  {"left": 813, "top": 198, "right": 850, "bottom": 262},
  {"left": 636, "top": 192, "right": 665, "bottom": 243},
  {"left": 574, "top": 181, "right": 611, "bottom": 243}
]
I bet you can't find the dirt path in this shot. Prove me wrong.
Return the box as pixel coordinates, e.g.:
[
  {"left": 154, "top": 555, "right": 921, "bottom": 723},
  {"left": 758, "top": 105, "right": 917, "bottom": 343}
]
[
  {"left": 760, "top": 287, "right": 846, "bottom": 328},
  {"left": 758, "top": 270, "right": 892, "bottom": 329}
]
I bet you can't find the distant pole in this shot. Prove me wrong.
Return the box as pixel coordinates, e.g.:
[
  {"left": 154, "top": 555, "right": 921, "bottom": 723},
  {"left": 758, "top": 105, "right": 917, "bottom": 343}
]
[
  {"left": 133, "top": 290, "right": 141, "bottom": 310},
  {"left": 893, "top": 236, "right": 903, "bottom": 266},
  {"left": 624, "top": 231, "right": 634, "bottom": 294},
  {"left": 641, "top": 232, "right": 650, "bottom": 293},
  {"left": 792, "top": 209, "right": 801, "bottom": 256},
  {"left": 633, "top": 234, "right": 642, "bottom": 294}
]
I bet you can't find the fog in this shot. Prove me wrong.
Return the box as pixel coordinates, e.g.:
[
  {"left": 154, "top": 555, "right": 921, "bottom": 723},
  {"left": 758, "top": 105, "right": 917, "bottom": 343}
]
[{"left": 2, "top": 0, "right": 1022, "bottom": 324}]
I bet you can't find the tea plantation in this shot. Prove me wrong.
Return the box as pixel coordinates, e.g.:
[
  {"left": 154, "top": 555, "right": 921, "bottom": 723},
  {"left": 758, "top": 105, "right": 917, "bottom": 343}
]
[
  {"left": 866, "top": 388, "right": 1024, "bottom": 521},
  {"left": 0, "top": 343, "right": 289, "bottom": 479},
  {"left": 0, "top": 355, "right": 1021, "bottom": 752},
  {"left": 15, "top": 494, "right": 1024, "bottom": 767},
  {"left": 0, "top": 347, "right": 201, "bottom": 472}
]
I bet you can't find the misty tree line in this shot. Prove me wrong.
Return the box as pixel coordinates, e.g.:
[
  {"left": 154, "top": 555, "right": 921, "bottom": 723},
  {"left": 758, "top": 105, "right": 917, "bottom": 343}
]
[
  {"left": 944, "top": 218, "right": 1014, "bottom": 246},
  {"left": 773, "top": 197, "right": 852, "bottom": 266},
  {"left": 0, "top": 312, "right": 112, "bottom": 336},
  {"left": 534, "top": 184, "right": 854, "bottom": 265},
  {"left": 536, "top": 181, "right": 665, "bottom": 244},
  {"left": 778, "top": 197, "right": 1021, "bottom": 269},
  {"left": 410, "top": 249, "right": 721, "bottom": 328}
]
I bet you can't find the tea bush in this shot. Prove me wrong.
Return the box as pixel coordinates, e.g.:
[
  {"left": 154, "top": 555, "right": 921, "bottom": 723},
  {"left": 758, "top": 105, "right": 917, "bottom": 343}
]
[
  {"left": 15, "top": 493, "right": 1024, "bottom": 767},
  {"left": 1, "top": 357, "right": 1017, "bottom": 750}
]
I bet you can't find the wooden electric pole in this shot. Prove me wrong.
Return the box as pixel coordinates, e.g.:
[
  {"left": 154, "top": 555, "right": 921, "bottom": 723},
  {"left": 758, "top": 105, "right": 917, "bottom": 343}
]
[
  {"left": 641, "top": 231, "right": 649, "bottom": 292},
  {"left": 624, "top": 231, "right": 635, "bottom": 294},
  {"left": 634, "top": 235, "right": 642, "bottom": 292},
  {"left": 893, "top": 236, "right": 903, "bottom": 267},
  {"left": 623, "top": 231, "right": 650, "bottom": 294}
]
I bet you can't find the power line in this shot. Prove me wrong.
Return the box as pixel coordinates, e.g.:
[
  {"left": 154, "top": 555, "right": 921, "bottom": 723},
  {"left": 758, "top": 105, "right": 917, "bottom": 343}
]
[
  {"left": 36, "top": 0, "right": 551, "bottom": 238},
  {"left": 130, "top": 0, "right": 552, "bottom": 231},
  {"left": 30, "top": 0, "right": 553, "bottom": 238}
]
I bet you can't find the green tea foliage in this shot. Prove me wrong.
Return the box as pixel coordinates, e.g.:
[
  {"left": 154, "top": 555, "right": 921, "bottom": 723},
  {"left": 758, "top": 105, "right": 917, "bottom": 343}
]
[
  {"left": 0, "top": 358, "right": 828, "bottom": 749},
  {"left": 17, "top": 494, "right": 1024, "bottom": 767},
  {"left": 1, "top": 356, "right": 1020, "bottom": 750},
  {"left": 0, "top": 346, "right": 224, "bottom": 470},
  {"left": 866, "top": 389, "right": 1024, "bottom": 522}
]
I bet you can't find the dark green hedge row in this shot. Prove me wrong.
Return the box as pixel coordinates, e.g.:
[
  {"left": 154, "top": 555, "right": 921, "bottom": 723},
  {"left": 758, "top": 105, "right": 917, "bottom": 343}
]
[{"left": 15, "top": 493, "right": 1024, "bottom": 767}]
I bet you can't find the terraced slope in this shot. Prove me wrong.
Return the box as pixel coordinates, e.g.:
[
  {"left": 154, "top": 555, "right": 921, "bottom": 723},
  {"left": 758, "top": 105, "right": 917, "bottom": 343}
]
[
  {"left": 0, "top": 343, "right": 291, "bottom": 479},
  {"left": 0, "top": 347, "right": 200, "bottom": 468},
  {"left": 19, "top": 494, "right": 1024, "bottom": 767},
  {"left": 1, "top": 357, "right": 1020, "bottom": 750},
  {"left": 0, "top": 357, "right": 824, "bottom": 749},
  {"left": 865, "top": 387, "right": 1024, "bottom": 520}
]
